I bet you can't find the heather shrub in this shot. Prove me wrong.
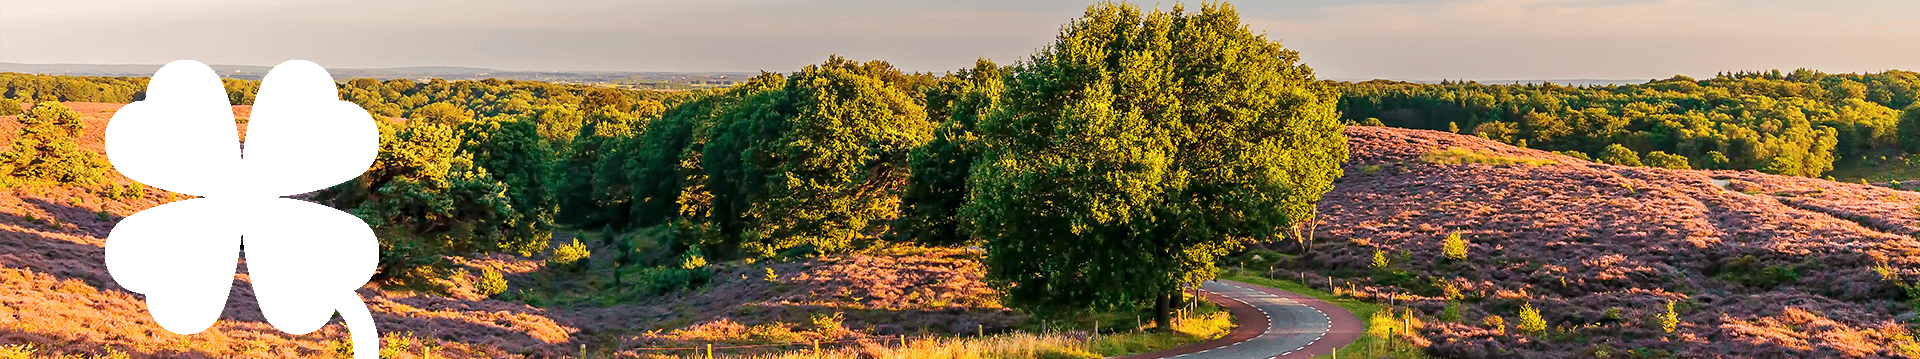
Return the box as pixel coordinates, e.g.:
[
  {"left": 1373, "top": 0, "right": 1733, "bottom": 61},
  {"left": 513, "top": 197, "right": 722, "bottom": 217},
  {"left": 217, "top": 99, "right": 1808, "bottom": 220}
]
[{"left": 1484, "top": 315, "right": 1506, "bottom": 333}]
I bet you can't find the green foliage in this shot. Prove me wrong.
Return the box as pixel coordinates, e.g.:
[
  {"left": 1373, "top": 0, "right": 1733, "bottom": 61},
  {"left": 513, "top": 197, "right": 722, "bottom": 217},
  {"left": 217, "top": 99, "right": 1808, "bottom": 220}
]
[
  {"left": 714, "top": 56, "right": 933, "bottom": 257},
  {"left": 1441, "top": 301, "right": 1464, "bottom": 322},
  {"left": 548, "top": 239, "right": 591, "bottom": 268},
  {"left": 475, "top": 267, "right": 508, "bottom": 298},
  {"left": 1338, "top": 69, "right": 1920, "bottom": 178},
  {"left": 410, "top": 102, "right": 473, "bottom": 125},
  {"left": 966, "top": 2, "right": 1347, "bottom": 317},
  {"left": 1517, "top": 303, "right": 1547, "bottom": 334},
  {"left": 809, "top": 311, "right": 846, "bottom": 333},
  {"left": 321, "top": 117, "right": 558, "bottom": 279},
  {"left": 1419, "top": 147, "right": 1555, "bottom": 167},
  {"left": 0, "top": 102, "right": 107, "bottom": 186},
  {"left": 1440, "top": 231, "right": 1467, "bottom": 261},
  {"left": 896, "top": 59, "right": 1005, "bottom": 247},
  {"left": 1597, "top": 144, "right": 1642, "bottom": 166},
  {"left": 1644, "top": 151, "right": 1692, "bottom": 169},
  {"left": 637, "top": 265, "right": 711, "bottom": 294},
  {"left": 1703, "top": 151, "right": 1732, "bottom": 169},
  {"left": 1901, "top": 104, "right": 1920, "bottom": 153},
  {"left": 1714, "top": 254, "right": 1801, "bottom": 288},
  {"left": 613, "top": 57, "right": 934, "bottom": 260},
  {"left": 0, "top": 100, "right": 21, "bottom": 116},
  {"left": 678, "top": 248, "right": 707, "bottom": 269},
  {"left": 1556, "top": 150, "right": 1594, "bottom": 162},
  {"left": 0, "top": 73, "right": 149, "bottom": 103}
]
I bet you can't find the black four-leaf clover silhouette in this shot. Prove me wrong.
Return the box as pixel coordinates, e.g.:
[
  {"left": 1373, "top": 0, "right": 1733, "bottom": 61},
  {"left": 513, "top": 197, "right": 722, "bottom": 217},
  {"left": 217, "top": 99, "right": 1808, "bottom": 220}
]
[{"left": 100, "top": 58, "right": 382, "bottom": 357}]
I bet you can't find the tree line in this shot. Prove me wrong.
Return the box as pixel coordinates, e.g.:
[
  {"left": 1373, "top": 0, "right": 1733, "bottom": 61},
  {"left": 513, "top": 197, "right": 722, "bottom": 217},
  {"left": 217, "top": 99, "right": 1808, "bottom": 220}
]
[{"left": 1340, "top": 70, "right": 1920, "bottom": 177}]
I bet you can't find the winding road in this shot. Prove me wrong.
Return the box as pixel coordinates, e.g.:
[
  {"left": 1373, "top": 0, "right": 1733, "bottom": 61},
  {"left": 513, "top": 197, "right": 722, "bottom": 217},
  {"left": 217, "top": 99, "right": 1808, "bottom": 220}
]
[{"left": 1114, "top": 280, "right": 1363, "bottom": 359}]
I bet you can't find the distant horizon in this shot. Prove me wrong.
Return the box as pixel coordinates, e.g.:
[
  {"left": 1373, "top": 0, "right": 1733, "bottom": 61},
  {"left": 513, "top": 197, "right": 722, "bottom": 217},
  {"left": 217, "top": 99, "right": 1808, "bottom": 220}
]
[{"left": 7, "top": 61, "right": 1912, "bottom": 86}]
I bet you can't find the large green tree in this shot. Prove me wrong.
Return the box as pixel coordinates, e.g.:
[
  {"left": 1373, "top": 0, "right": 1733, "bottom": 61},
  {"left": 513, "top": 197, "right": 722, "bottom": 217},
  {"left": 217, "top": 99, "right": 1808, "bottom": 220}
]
[
  {"left": 704, "top": 56, "right": 934, "bottom": 257},
  {"left": 966, "top": 2, "right": 1347, "bottom": 328}
]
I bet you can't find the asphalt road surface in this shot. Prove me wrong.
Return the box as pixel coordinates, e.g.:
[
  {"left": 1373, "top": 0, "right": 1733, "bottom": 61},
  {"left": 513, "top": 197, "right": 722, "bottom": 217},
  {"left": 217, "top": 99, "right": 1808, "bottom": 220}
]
[{"left": 1115, "top": 280, "right": 1363, "bottom": 359}]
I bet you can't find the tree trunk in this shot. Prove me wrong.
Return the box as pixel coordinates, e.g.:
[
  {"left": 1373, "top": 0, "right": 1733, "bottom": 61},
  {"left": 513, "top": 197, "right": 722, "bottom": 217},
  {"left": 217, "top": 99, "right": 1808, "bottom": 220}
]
[
  {"left": 1304, "top": 208, "right": 1320, "bottom": 254},
  {"left": 1153, "top": 290, "right": 1173, "bottom": 331}
]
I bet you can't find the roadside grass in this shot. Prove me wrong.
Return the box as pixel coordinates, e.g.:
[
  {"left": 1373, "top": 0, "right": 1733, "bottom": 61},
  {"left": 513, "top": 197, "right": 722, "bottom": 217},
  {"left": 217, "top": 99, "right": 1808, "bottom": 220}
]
[
  {"left": 620, "top": 310, "right": 1231, "bottom": 359},
  {"left": 615, "top": 302, "right": 1231, "bottom": 359},
  {"left": 1222, "top": 274, "right": 1432, "bottom": 359},
  {"left": 1087, "top": 307, "right": 1234, "bottom": 356}
]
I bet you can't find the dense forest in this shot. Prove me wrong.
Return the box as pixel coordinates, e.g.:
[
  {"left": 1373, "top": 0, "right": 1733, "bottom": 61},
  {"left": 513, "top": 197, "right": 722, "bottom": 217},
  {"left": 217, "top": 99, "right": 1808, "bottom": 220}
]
[
  {"left": 1340, "top": 70, "right": 1920, "bottom": 177},
  {"left": 0, "top": 3, "right": 1351, "bottom": 325},
  {"left": 4, "top": 2, "right": 1917, "bottom": 337}
]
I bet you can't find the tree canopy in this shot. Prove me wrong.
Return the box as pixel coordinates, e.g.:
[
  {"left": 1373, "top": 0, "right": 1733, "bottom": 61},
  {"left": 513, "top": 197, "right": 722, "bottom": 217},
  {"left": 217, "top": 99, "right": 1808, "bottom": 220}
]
[{"left": 964, "top": 2, "right": 1347, "bottom": 324}]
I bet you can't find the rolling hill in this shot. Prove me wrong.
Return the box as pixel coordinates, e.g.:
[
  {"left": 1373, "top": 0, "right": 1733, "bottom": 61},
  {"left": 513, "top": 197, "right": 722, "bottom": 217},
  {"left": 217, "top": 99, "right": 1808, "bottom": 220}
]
[{"left": 1285, "top": 126, "right": 1920, "bottom": 358}]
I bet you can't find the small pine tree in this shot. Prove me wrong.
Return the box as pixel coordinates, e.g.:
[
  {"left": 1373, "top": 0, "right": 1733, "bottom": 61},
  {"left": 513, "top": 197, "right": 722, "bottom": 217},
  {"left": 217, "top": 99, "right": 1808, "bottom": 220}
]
[
  {"left": 1661, "top": 301, "right": 1680, "bottom": 333},
  {"left": 1372, "top": 248, "right": 1389, "bottom": 268},
  {"left": 1517, "top": 303, "right": 1547, "bottom": 334},
  {"left": 1441, "top": 230, "right": 1468, "bottom": 261},
  {"left": 1442, "top": 301, "right": 1464, "bottom": 322},
  {"left": 0, "top": 102, "right": 108, "bottom": 185},
  {"left": 475, "top": 267, "right": 508, "bottom": 297}
]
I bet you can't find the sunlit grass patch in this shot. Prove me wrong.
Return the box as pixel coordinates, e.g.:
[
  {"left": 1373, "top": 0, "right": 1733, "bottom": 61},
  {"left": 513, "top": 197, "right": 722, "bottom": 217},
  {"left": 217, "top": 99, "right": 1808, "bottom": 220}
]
[{"left": 1419, "top": 147, "right": 1555, "bottom": 167}]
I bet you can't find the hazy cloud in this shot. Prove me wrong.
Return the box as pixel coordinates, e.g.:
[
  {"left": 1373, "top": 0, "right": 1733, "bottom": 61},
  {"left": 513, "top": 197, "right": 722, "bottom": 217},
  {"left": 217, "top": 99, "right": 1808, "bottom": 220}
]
[{"left": 1, "top": 0, "right": 1912, "bottom": 79}]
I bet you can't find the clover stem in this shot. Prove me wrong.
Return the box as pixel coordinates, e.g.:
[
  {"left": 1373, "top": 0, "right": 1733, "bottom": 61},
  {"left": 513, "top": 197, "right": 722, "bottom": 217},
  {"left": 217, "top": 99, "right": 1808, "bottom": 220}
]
[{"left": 339, "top": 291, "right": 379, "bottom": 359}]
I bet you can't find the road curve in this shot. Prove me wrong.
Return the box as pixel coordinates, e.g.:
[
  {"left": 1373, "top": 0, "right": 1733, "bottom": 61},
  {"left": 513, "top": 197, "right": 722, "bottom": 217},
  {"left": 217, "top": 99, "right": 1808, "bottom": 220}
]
[{"left": 1113, "top": 280, "right": 1363, "bottom": 359}]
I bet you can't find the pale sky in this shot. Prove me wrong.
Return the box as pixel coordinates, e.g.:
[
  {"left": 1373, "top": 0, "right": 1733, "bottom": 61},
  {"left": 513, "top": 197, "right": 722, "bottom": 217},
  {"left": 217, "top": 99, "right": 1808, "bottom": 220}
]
[{"left": 1, "top": 0, "right": 1914, "bottom": 80}]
